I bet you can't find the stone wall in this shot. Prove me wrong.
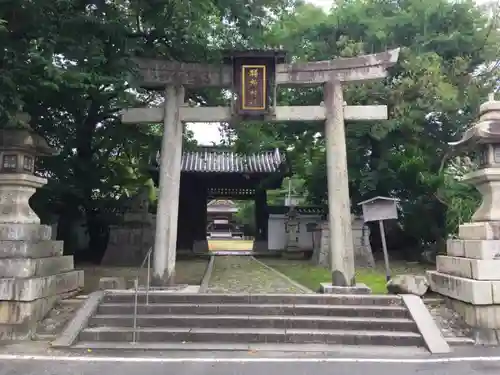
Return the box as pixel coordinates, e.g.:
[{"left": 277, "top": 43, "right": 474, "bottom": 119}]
[{"left": 313, "top": 216, "right": 375, "bottom": 268}]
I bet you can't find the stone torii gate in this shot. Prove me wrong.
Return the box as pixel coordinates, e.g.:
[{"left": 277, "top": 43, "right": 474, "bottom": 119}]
[{"left": 123, "top": 49, "right": 400, "bottom": 289}]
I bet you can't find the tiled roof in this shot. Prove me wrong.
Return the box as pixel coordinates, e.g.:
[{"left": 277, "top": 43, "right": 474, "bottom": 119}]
[
  {"left": 207, "top": 188, "right": 256, "bottom": 197},
  {"left": 155, "top": 147, "right": 287, "bottom": 174},
  {"left": 207, "top": 199, "right": 236, "bottom": 207},
  {"left": 207, "top": 199, "right": 238, "bottom": 213},
  {"left": 268, "top": 206, "right": 325, "bottom": 215}
]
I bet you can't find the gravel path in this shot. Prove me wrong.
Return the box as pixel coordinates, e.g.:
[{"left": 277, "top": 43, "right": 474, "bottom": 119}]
[
  {"left": 34, "top": 296, "right": 86, "bottom": 341},
  {"left": 206, "top": 256, "right": 307, "bottom": 294},
  {"left": 424, "top": 297, "right": 474, "bottom": 344}
]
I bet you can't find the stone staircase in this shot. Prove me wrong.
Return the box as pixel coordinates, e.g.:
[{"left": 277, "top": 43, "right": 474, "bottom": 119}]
[{"left": 62, "top": 292, "right": 447, "bottom": 351}]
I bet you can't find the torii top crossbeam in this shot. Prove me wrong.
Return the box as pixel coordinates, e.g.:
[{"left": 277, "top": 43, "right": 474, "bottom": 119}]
[{"left": 132, "top": 48, "right": 400, "bottom": 89}]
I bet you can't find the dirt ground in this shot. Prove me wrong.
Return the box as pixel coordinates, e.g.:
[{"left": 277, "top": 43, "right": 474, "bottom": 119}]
[{"left": 78, "top": 258, "right": 209, "bottom": 294}]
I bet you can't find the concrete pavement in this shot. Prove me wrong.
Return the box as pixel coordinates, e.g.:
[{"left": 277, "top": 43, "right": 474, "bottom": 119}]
[
  {"left": 1, "top": 342, "right": 500, "bottom": 375},
  {"left": 2, "top": 355, "right": 500, "bottom": 375}
]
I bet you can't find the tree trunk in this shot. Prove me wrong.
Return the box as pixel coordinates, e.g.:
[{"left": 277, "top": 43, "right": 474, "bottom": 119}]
[{"left": 75, "top": 100, "right": 102, "bottom": 263}]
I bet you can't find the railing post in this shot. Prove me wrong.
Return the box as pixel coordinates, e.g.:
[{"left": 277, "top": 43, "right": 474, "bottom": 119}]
[
  {"left": 146, "top": 252, "right": 151, "bottom": 305},
  {"left": 132, "top": 278, "right": 139, "bottom": 343},
  {"left": 132, "top": 247, "right": 153, "bottom": 343}
]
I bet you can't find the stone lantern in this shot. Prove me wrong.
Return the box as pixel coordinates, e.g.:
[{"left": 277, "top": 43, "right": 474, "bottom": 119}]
[
  {"left": 448, "top": 93, "right": 500, "bottom": 222},
  {"left": 0, "top": 113, "right": 83, "bottom": 341},
  {"left": 284, "top": 206, "right": 300, "bottom": 251},
  {"left": 0, "top": 113, "right": 57, "bottom": 224},
  {"left": 428, "top": 93, "right": 500, "bottom": 345}
]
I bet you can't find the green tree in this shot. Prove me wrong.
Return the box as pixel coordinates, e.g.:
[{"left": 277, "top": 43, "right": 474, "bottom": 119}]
[
  {"left": 0, "top": 0, "right": 296, "bottom": 260},
  {"left": 228, "top": 0, "right": 499, "bottom": 255}
]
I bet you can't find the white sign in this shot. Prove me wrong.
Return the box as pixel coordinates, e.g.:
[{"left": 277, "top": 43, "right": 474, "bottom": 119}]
[{"left": 358, "top": 196, "right": 399, "bottom": 222}]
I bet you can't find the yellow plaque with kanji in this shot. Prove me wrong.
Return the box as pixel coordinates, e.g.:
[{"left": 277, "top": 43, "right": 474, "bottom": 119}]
[{"left": 241, "top": 65, "right": 267, "bottom": 111}]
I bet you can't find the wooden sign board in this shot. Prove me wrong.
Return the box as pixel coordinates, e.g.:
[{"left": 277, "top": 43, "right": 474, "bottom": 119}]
[
  {"left": 358, "top": 196, "right": 399, "bottom": 222},
  {"left": 230, "top": 52, "right": 279, "bottom": 117},
  {"left": 241, "top": 65, "right": 267, "bottom": 112}
]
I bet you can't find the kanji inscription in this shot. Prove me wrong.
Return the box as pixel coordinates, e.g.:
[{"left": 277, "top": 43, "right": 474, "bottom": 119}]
[{"left": 241, "top": 65, "right": 267, "bottom": 111}]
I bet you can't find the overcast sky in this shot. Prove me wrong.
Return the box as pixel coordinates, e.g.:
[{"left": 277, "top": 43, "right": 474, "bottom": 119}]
[{"left": 187, "top": 0, "right": 492, "bottom": 146}]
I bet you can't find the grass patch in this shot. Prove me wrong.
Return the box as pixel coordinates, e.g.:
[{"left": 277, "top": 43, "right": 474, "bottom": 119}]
[{"left": 262, "top": 258, "right": 429, "bottom": 294}]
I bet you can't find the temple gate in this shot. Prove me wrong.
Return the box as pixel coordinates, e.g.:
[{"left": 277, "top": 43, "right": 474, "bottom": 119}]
[{"left": 149, "top": 146, "right": 290, "bottom": 254}]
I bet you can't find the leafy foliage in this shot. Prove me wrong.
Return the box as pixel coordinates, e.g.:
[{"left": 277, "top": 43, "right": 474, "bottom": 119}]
[
  {"left": 0, "top": 0, "right": 498, "bottom": 260},
  {"left": 0, "top": 0, "right": 294, "bottom": 260},
  {"left": 226, "top": 0, "right": 499, "bottom": 254}
]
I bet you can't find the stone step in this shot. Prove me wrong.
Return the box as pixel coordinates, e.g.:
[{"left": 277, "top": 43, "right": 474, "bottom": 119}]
[
  {"left": 445, "top": 336, "right": 475, "bottom": 346},
  {"left": 33, "top": 332, "right": 56, "bottom": 341},
  {"left": 89, "top": 314, "right": 418, "bottom": 332},
  {"left": 60, "top": 298, "right": 85, "bottom": 305},
  {"left": 423, "top": 297, "right": 444, "bottom": 305},
  {"left": 73, "top": 341, "right": 430, "bottom": 354},
  {"left": 79, "top": 326, "right": 423, "bottom": 346},
  {"left": 103, "top": 293, "right": 403, "bottom": 306},
  {"left": 97, "top": 302, "right": 410, "bottom": 318}
]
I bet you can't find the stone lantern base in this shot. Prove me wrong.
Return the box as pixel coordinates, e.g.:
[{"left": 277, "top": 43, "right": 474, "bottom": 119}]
[
  {"left": 427, "top": 222, "right": 500, "bottom": 344},
  {"left": 0, "top": 174, "right": 83, "bottom": 340}
]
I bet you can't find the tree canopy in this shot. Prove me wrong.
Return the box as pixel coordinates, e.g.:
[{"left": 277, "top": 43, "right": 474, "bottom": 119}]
[
  {"left": 228, "top": 0, "right": 499, "bottom": 254},
  {"left": 0, "top": 0, "right": 498, "bottom": 260}
]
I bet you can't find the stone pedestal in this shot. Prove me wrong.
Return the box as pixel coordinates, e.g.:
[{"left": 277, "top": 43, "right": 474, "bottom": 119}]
[
  {"left": 314, "top": 221, "right": 330, "bottom": 266},
  {"left": 101, "top": 191, "right": 155, "bottom": 266},
  {"left": 314, "top": 216, "right": 375, "bottom": 268},
  {"left": 428, "top": 94, "right": 500, "bottom": 344},
  {"left": 352, "top": 216, "right": 375, "bottom": 267},
  {"left": 193, "top": 239, "right": 209, "bottom": 253},
  {"left": 428, "top": 229, "right": 500, "bottom": 344},
  {"left": 101, "top": 224, "right": 155, "bottom": 266},
  {"left": 320, "top": 282, "right": 371, "bottom": 294},
  {"left": 284, "top": 208, "right": 300, "bottom": 251},
  {"left": 316, "top": 216, "right": 374, "bottom": 294},
  {"left": 0, "top": 176, "right": 83, "bottom": 340}
]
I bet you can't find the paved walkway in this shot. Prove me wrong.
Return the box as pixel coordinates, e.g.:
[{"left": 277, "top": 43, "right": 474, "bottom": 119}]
[{"left": 206, "top": 256, "right": 307, "bottom": 294}]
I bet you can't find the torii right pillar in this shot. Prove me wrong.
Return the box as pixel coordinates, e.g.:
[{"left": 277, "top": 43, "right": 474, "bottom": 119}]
[
  {"left": 315, "top": 49, "right": 400, "bottom": 294},
  {"left": 322, "top": 79, "right": 360, "bottom": 292}
]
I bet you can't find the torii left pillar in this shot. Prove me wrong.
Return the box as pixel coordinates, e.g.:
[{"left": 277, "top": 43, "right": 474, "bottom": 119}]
[{"left": 152, "top": 85, "right": 185, "bottom": 286}]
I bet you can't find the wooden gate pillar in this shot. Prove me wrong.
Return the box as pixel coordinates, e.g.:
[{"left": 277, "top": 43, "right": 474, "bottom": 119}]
[{"left": 253, "top": 189, "right": 268, "bottom": 251}]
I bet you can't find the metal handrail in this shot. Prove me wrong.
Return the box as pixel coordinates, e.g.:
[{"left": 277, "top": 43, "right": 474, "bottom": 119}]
[{"left": 132, "top": 246, "right": 153, "bottom": 343}]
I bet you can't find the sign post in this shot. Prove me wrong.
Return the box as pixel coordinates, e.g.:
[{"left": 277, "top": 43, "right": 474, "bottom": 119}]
[{"left": 358, "top": 196, "right": 399, "bottom": 282}]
